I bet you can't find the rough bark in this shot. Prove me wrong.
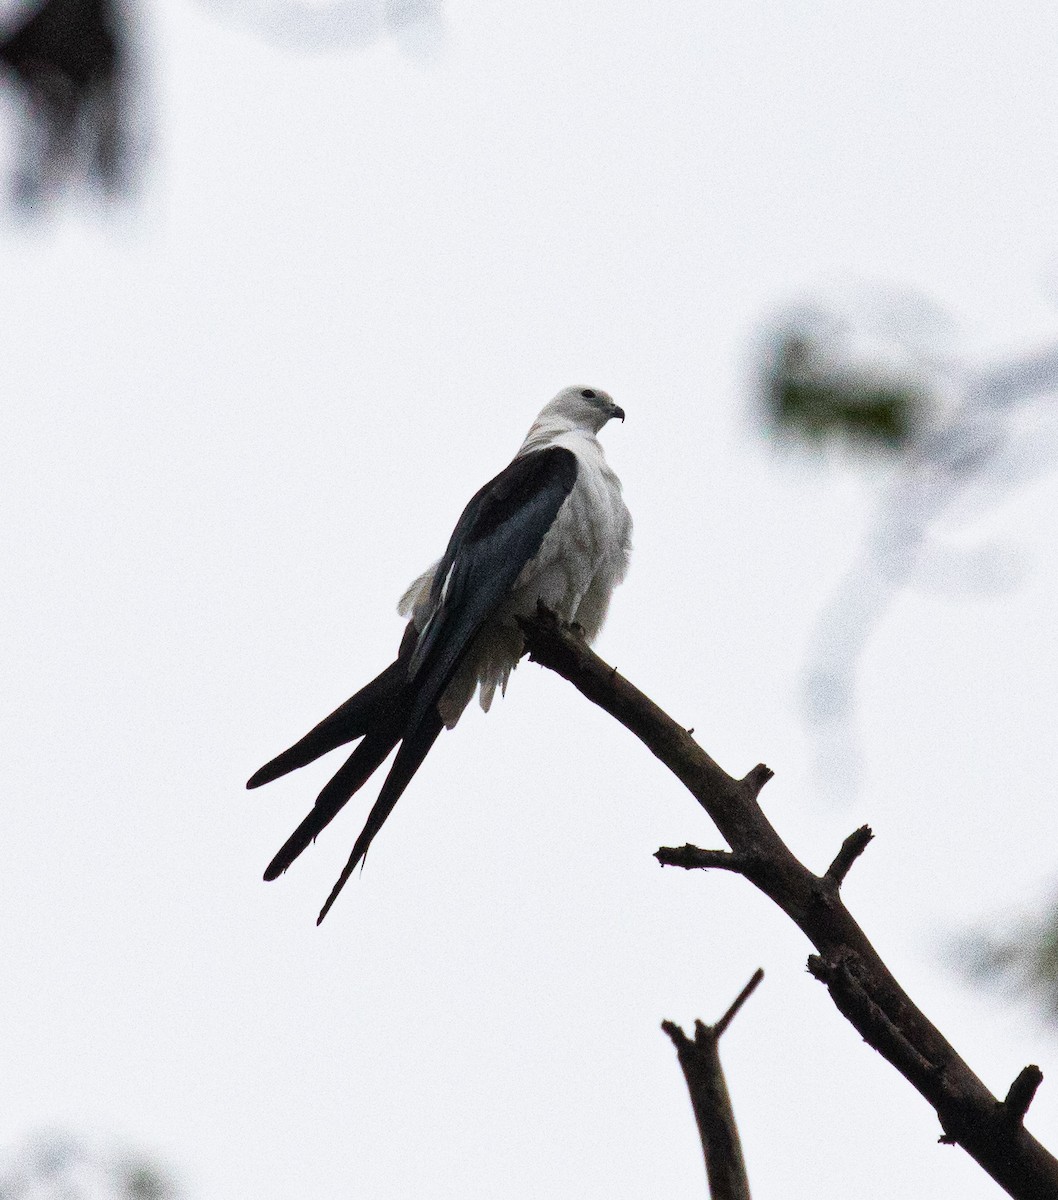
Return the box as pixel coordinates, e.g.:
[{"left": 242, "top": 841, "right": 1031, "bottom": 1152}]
[{"left": 519, "top": 608, "right": 1056, "bottom": 1200}]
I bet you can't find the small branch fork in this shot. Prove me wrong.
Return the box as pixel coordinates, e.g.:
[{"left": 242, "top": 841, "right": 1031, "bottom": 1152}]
[
  {"left": 663, "top": 970, "right": 765, "bottom": 1200},
  {"left": 518, "top": 608, "right": 1056, "bottom": 1200}
]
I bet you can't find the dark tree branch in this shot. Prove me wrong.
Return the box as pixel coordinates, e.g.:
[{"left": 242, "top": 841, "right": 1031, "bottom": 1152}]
[
  {"left": 663, "top": 970, "right": 763, "bottom": 1200},
  {"left": 655, "top": 845, "right": 749, "bottom": 873},
  {"left": 1003, "top": 1066, "right": 1044, "bottom": 1128},
  {"left": 824, "top": 824, "right": 874, "bottom": 886},
  {"left": 518, "top": 607, "right": 1058, "bottom": 1200},
  {"left": 712, "top": 968, "right": 765, "bottom": 1040}
]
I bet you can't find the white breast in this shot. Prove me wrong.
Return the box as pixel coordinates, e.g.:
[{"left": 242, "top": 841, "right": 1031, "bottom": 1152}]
[
  {"left": 504, "top": 432, "right": 632, "bottom": 640},
  {"left": 400, "top": 429, "right": 632, "bottom": 728}
]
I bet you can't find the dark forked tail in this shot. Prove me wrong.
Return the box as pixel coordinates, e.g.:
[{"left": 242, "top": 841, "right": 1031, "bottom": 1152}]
[
  {"left": 262, "top": 722, "right": 403, "bottom": 880},
  {"left": 246, "top": 623, "right": 419, "bottom": 791},
  {"left": 315, "top": 708, "right": 445, "bottom": 923},
  {"left": 250, "top": 624, "right": 421, "bottom": 888}
]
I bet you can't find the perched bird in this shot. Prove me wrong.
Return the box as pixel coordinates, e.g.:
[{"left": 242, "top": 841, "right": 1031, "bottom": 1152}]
[{"left": 249, "top": 386, "right": 632, "bottom": 922}]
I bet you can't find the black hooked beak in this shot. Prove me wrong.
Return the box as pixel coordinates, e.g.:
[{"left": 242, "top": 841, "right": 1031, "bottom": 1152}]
[{"left": 612, "top": 405, "right": 625, "bottom": 423}]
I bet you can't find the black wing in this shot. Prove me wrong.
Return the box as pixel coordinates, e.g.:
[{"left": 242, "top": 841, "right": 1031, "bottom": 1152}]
[
  {"left": 312, "top": 447, "right": 578, "bottom": 920},
  {"left": 405, "top": 445, "right": 578, "bottom": 733},
  {"left": 252, "top": 445, "right": 578, "bottom": 921}
]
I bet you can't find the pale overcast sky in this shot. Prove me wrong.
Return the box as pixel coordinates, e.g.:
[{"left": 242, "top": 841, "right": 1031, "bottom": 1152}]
[{"left": 4, "top": 2, "right": 1058, "bottom": 1197}]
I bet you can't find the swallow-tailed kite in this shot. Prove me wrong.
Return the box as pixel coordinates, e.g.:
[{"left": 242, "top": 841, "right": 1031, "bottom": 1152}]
[{"left": 249, "top": 386, "right": 632, "bottom": 922}]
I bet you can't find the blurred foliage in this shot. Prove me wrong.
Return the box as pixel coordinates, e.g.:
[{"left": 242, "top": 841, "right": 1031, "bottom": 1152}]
[
  {"left": 117, "top": 1162, "right": 170, "bottom": 1200},
  {"left": 0, "top": 1132, "right": 177, "bottom": 1200},
  {"left": 962, "top": 904, "right": 1058, "bottom": 1020},
  {"left": 766, "top": 298, "right": 1058, "bottom": 1021},
  {"left": 759, "top": 298, "right": 1058, "bottom": 816},
  {"left": 766, "top": 327, "right": 924, "bottom": 451},
  {"left": 0, "top": 0, "right": 443, "bottom": 206},
  {"left": 0, "top": 0, "right": 136, "bottom": 206}
]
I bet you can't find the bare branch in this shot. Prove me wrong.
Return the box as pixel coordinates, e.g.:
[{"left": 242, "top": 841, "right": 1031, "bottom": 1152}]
[
  {"left": 742, "top": 763, "right": 774, "bottom": 797},
  {"left": 824, "top": 825, "right": 874, "bottom": 886},
  {"left": 655, "top": 846, "right": 749, "bottom": 873},
  {"left": 1003, "top": 1066, "right": 1044, "bottom": 1127},
  {"left": 519, "top": 608, "right": 1058, "bottom": 1200},
  {"left": 713, "top": 968, "right": 766, "bottom": 1040},
  {"left": 663, "top": 971, "right": 764, "bottom": 1200}
]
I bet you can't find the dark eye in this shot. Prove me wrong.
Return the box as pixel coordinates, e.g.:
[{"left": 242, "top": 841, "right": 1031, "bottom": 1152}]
[{"left": 580, "top": 389, "right": 596, "bottom": 399}]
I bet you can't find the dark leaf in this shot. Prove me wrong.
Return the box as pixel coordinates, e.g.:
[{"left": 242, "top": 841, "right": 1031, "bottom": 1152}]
[{"left": 766, "top": 329, "right": 922, "bottom": 450}]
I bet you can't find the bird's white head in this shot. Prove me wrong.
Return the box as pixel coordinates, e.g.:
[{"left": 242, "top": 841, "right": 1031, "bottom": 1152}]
[{"left": 537, "top": 386, "right": 625, "bottom": 434}]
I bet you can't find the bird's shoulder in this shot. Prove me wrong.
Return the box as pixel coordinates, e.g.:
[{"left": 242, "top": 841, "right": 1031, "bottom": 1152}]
[{"left": 459, "top": 445, "right": 578, "bottom": 543}]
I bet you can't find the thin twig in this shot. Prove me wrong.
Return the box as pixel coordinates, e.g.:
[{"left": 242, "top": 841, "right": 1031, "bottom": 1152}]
[{"left": 714, "top": 969, "right": 765, "bottom": 1040}]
